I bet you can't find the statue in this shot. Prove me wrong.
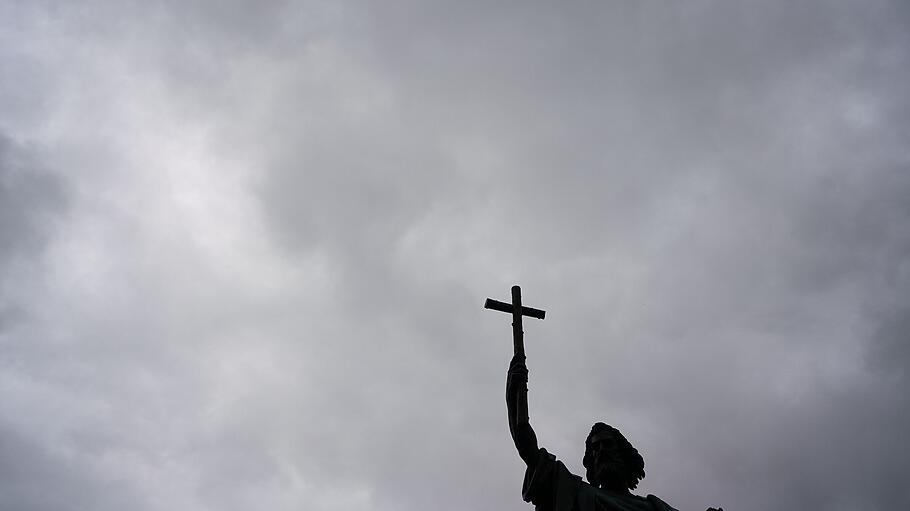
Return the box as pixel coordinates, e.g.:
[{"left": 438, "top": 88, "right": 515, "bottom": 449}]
[{"left": 486, "top": 286, "right": 723, "bottom": 511}]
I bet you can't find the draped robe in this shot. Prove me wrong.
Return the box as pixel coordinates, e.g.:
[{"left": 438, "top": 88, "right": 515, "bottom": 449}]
[{"left": 522, "top": 449, "right": 679, "bottom": 511}]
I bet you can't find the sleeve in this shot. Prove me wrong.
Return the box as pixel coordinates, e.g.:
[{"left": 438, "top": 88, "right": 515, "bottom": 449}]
[{"left": 522, "top": 448, "right": 581, "bottom": 511}]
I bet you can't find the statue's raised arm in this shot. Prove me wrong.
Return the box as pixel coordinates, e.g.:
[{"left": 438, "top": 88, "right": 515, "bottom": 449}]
[
  {"left": 507, "top": 353, "right": 539, "bottom": 465},
  {"left": 484, "top": 286, "right": 546, "bottom": 467}
]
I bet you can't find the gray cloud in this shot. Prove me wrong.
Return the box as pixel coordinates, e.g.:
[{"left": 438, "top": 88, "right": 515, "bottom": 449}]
[
  {"left": 1, "top": 2, "right": 909, "bottom": 511},
  {"left": 0, "top": 135, "right": 67, "bottom": 265}
]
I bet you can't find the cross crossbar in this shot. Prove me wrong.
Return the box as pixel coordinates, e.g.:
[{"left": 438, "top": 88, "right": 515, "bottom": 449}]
[{"left": 483, "top": 298, "right": 546, "bottom": 320}]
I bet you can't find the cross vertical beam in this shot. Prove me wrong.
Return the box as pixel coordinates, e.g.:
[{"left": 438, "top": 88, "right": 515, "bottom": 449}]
[{"left": 511, "top": 286, "right": 523, "bottom": 358}]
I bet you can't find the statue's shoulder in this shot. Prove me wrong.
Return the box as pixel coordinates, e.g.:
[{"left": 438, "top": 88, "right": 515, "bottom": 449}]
[
  {"left": 522, "top": 448, "right": 583, "bottom": 509},
  {"left": 529, "top": 448, "right": 576, "bottom": 473},
  {"left": 645, "top": 494, "right": 679, "bottom": 511}
]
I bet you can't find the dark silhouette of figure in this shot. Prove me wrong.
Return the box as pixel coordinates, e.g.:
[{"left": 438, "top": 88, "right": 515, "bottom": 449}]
[
  {"left": 507, "top": 354, "right": 679, "bottom": 511},
  {"left": 490, "top": 286, "right": 722, "bottom": 511}
]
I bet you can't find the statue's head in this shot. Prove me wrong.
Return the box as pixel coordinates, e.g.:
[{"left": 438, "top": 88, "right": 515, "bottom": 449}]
[{"left": 583, "top": 422, "right": 645, "bottom": 492}]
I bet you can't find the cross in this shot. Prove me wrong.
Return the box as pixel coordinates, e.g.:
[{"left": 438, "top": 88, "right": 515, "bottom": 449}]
[{"left": 484, "top": 285, "right": 546, "bottom": 358}]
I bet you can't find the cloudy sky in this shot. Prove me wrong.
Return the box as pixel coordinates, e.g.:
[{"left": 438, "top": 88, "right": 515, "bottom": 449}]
[{"left": 2, "top": 1, "right": 909, "bottom": 510}]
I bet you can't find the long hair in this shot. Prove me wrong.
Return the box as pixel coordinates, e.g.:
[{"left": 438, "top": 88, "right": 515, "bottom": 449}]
[{"left": 583, "top": 422, "right": 646, "bottom": 490}]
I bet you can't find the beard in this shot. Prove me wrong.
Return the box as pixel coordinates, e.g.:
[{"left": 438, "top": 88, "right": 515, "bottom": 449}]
[{"left": 587, "top": 459, "right": 628, "bottom": 490}]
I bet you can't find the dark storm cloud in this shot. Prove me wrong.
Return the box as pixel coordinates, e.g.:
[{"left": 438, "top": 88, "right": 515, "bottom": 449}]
[
  {"left": 0, "top": 135, "right": 81, "bottom": 510},
  {"left": 0, "top": 132, "right": 67, "bottom": 340},
  {"left": 2, "top": 1, "right": 909, "bottom": 511},
  {"left": 0, "top": 420, "right": 151, "bottom": 511},
  {"left": 0, "top": 134, "right": 67, "bottom": 265}
]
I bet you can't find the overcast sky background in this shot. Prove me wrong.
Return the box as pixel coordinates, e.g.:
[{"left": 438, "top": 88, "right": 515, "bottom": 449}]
[{"left": 2, "top": 1, "right": 909, "bottom": 510}]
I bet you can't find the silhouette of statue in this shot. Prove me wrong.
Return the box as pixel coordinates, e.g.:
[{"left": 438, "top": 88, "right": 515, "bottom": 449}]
[{"left": 487, "top": 286, "right": 722, "bottom": 511}]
